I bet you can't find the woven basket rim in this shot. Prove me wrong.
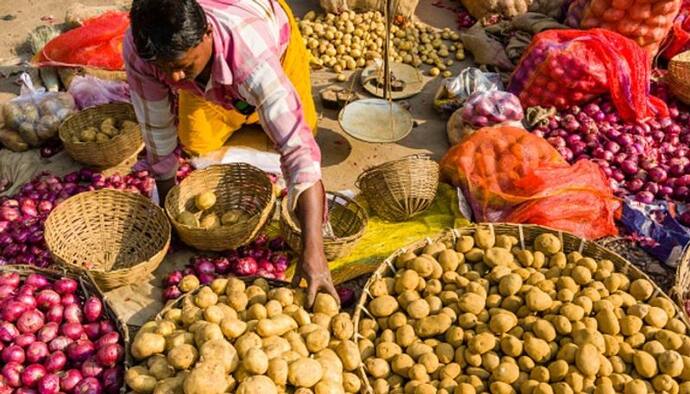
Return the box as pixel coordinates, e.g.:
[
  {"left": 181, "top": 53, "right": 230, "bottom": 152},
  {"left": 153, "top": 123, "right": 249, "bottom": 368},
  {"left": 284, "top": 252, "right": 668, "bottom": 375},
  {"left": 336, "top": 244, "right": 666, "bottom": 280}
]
[
  {"left": 45, "top": 188, "right": 171, "bottom": 275},
  {"left": 164, "top": 163, "right": 275, "bottom": 230},
  {"left": 355, "top": 153, "right": 435, "bottom": 188},
  {"left": 280, "top": 191, "right": 368, "bottom": 243},
  {"left": 0, "top": 264, "right": 131, "bottom": 393},
  {"left": 352, "top": 223, "right": 690, "bottom": 394},
  {"left": 670, "top": 50, "right": 690, "bottom": 63}
]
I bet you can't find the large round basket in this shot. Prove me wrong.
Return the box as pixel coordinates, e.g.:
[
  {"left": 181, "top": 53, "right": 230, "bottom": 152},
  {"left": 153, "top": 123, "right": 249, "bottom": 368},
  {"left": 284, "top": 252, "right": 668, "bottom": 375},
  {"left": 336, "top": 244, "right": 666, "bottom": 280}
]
[
  {"left": 671, "top": 244, "right": 690, "bottom": 321},
  {"left": 353, "top": 223, "right": 690, "bottom": 393},
  {"left": 356, "top": 154, "right": 439, "bottom": 222},
  {"left": 281, "top": 192, "right": 368, "bottom": 261},
  {"left": 44, "top": 189, "right": 171, "bottom": 291},
  {"left": 59, "top": 102, "right": 144, "bottom": 168},
  {"left": 165, "top": 163, "right": 276, "bottom": 251},
  {"left": 0, "top": 264, "right": 130, "bottom": 393},
  {"left": 669, "top": 50, "right": 690, "bottom": 105}
]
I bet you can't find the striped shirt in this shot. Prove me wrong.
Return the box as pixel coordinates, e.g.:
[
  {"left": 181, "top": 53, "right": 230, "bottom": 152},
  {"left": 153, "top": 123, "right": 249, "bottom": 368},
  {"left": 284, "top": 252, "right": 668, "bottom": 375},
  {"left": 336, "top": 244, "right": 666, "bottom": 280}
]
[{"left": 123, "top": 0, "right": 322, "bottom": 210}]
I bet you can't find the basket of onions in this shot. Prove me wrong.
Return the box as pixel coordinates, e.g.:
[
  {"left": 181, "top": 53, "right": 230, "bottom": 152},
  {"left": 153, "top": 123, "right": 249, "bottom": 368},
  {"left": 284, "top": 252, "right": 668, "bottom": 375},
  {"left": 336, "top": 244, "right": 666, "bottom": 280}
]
[
  {"left": 164, "top": 163, "right": 276, "bottom": 251},
  {"left": 43, "top": 189, "right": 171, "bottom": 291},
  {"left": 0, "top": 265, "right": 128, "bottom": 394}
]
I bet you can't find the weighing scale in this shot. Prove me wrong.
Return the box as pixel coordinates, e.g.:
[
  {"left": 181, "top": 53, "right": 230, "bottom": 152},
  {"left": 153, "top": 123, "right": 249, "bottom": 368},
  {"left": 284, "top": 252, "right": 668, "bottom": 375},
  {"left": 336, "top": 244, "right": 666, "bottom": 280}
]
[{"left": 338, "top": 0, "right": 414, "bottom": 143}]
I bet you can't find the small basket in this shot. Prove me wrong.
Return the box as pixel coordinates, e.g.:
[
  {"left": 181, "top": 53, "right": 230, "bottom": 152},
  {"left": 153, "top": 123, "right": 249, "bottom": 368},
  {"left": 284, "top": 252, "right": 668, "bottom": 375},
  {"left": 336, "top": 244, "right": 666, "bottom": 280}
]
[
  {"left": 281, "top": 192, "right": 368, "bottom": 261},
  {"left": 165, "top": 163, "right": 275, "bottom": 251},
  {"left": 0, "top": 264, "right": 130, "bottom": 393},
  {"left": 59, "top": 102, "right": 144, "bottom": 168},
  {"left": 44, "top": 189, "right": 171, "bottom": 291},
  {"left": 669, "top": 50, "right": 690, "bottom": 105},
  {"left": 671, "top": 244, "right": 690, "bottom": 321},
  {"left": 353, "top": 223, "right": 690, "bottom": 394},
  {"left": 356, "top": 154, "right": 439, "bottom": 222}
]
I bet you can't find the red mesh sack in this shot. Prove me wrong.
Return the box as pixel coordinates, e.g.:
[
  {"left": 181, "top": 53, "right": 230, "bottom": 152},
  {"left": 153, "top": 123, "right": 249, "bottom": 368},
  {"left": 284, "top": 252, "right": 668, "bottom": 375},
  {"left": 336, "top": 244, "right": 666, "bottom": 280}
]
[
  {"left": 440, "top": 126, "right": 620, "bottom": 239},
  {"left": 507, "top": 29, "right": 669, "bottom": 123},
  {"left": 661, "top": 1, "right": 690, "bottom": 60},
  {"left": 35, "top": 11, "right": 129, "bottom": 71},
  {"left": 578, "top": 0, "right": 682, "bottom": 58}
]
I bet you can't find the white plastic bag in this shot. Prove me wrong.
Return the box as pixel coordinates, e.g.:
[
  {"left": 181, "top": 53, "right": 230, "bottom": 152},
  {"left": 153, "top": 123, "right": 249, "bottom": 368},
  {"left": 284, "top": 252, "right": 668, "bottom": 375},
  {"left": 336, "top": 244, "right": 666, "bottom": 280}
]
[
  {"left": 434, "top": 67, "right": 503, "bottom": 114},
  {"left": 2, "top": 73, "right": 76, "bottom": 147},
  {"left": 68, "top": 75, "right": 130, "bottom": 110}
]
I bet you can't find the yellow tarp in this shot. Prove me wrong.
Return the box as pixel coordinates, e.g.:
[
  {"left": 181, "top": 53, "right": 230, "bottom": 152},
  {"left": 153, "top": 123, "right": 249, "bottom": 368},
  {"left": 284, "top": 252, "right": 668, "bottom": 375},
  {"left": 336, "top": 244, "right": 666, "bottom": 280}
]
[{"left": 279, "top": 183, "right": 470, "bottom": 284}]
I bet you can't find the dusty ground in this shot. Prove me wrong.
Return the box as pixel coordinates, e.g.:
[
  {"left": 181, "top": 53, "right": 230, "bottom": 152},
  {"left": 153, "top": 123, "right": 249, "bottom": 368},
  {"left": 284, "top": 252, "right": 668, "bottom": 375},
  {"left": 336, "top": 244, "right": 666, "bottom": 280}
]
[{"left": 0, "top": 0, "right": 462, "bottom": 191}]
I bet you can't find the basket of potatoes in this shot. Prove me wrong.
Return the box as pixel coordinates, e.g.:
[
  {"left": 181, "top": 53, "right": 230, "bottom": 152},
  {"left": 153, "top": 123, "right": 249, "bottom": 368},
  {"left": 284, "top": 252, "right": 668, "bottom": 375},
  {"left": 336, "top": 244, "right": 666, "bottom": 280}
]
[
  {"left": 126, "top": 276, "right": 364, "bottom": 394},
  {"left": 58, "top": 102, "right": 144, "bottom": 168},
  {"left": 354, "top": 223, "right": 690, "bottom": 394},
  {"left": 165, "top": 163, "right": 276, "bottom": 251}
]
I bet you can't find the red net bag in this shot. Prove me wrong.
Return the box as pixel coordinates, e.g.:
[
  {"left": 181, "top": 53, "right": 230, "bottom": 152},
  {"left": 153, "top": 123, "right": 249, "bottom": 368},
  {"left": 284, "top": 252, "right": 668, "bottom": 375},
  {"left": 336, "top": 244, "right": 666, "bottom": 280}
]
[
  {"left": 440, "top": 126, "right": 620, "bottom": 239},
  {"left": 507, "top": 29, "right": 669, "bottom": 123},
  {"left": 35, "top": 11, "right": 129, "bottom": 71},
  {"left": 661, "top": 1, "right": 690, "bottom": 60},
  {"left": 578, "top": 0, "right": 682, "bottom": 58}
]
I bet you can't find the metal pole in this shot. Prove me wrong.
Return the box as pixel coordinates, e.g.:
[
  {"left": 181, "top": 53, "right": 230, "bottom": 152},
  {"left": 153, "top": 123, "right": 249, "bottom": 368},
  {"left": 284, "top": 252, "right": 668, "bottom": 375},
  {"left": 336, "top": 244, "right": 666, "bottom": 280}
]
[{"left": 383, "top": 0, "right": 392, "bottom": 102}]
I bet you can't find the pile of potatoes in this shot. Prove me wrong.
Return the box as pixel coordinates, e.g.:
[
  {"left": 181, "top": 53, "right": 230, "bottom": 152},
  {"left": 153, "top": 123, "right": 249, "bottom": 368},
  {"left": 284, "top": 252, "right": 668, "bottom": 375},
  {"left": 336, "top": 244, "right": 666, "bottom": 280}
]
[
  {"left": 67, "top": 117, "right": 137, "bottom": 144},
  {"left": 298, "top": 10, "right": 464, "bottom": 77},
  {"left": 358, "top": 229, "right": 690, "bottom": 394},
  {"left": 126, "top": 277, "right": 363, "bottom": 394},
  {"left": 176, "top": 191, "right": 250, "bottom": 229}
]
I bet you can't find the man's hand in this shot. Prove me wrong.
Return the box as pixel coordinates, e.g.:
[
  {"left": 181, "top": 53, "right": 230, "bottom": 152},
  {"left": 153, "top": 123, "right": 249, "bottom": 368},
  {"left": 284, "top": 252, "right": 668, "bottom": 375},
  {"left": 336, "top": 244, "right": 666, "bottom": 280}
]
[
  {"left": 292, "top": 181, "right": 338, "bottom": 308},
  {"left": 156, "top": 178, "right": 176, "bottom": 205}
]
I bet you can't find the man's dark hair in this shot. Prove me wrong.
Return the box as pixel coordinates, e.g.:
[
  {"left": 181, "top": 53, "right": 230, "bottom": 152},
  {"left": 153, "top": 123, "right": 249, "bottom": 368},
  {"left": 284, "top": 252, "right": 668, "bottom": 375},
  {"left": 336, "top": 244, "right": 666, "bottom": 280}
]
[{"left": 130, "top": 0, "right": 208, "bottom": 61}]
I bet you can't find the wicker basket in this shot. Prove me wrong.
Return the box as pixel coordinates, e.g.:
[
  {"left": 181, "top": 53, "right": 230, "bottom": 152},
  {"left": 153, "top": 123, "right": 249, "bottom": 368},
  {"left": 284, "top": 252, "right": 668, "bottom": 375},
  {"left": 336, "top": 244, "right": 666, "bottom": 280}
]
[
  {"left": 165, "top": 163, "right": 275, "bottom": 251},
  {"left": 44, "top": 189, "right": 171, "bottom": 291},
  {"left": 59, "top": 102, "right": 144, "bottom": 168},
  {"left": 281, "top": 192, "right": 368, "bottom": 261},
  {"left": 671, "top": 244, "right": 690, "bottom": 321},
  {"left": 353, "top": 223, "right": 690, "bottom": 393},
  {"left": 356, "top": 154, "right": 439, "bottom": 222},
  {"left": 669, "top": 50, "right": 690, "bottom": 105},
  {"left": 0, "top": 264, "right": 130, "bottom": 393}
]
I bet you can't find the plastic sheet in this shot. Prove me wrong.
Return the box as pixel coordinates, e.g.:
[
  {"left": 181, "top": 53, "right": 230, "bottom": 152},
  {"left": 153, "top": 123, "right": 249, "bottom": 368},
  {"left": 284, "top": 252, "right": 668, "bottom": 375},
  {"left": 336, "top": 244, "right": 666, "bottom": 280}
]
[
  {"left": 68, "top": 75, "right": 130, "bottom": 110},
  {"left": 508, "top": 28, "right": 669, "bottom": 123},
  {"left": 440, "top": 126, "right": 619, "bottom": 239},
  {"left": 434, "top": 67, "right": 502, "bottom": 114}
]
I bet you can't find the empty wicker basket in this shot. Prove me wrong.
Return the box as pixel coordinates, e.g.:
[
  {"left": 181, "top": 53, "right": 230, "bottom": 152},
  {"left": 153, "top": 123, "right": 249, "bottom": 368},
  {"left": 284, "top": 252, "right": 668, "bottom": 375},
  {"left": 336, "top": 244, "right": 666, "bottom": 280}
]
[
  {"left": 281, "top": 192, "right": 368, "bottom": 261},
  {"left": 165, "top": 163, "right": 276, "bottom": 251},
  {"left": 669, "top": 51, "right": 690, "bottom": 105},
  {"left": 59, "top": 102, "right": 144, "bottom": 168},
  {"left": 44, "top": 189, "right": 171, "bottom": 291},
  {"left": 356, "top": 154, "right": 439, "bottom": 222}
]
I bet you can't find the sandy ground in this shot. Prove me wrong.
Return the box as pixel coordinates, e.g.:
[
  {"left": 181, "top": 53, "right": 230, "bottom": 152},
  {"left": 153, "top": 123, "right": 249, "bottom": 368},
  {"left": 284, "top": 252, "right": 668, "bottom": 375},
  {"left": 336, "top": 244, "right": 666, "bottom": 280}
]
[{"left": 0, "top": 0, "right": 463, "bottom": 191}]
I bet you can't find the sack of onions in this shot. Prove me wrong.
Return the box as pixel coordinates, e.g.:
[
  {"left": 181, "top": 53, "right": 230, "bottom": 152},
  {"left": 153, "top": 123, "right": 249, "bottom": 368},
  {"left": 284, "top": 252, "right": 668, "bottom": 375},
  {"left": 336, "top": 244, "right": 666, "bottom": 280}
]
[
  {"left": 447, "top": 90, "right": 525, "bottom": 145},
  {"left": 0, "top": 266, "right": 127, "bottom": 394}
]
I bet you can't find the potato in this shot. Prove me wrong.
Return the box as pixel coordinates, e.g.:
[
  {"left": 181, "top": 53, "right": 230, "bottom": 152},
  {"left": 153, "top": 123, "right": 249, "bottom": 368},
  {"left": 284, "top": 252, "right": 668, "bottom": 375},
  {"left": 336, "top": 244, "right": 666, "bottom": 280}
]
[
  {"left": 314, "top": 293, "right": 339, "bottom": 316},
  {"left": 534, "top": 234, "right": 561, "bottom": 255},
  {"left": 633, "top": 351, "right": 658, "bottom": 378},
  {"left": 289, "top": 358, "right": 324, "bottom": 388},
  {"left": 525, "top": 336, "right": 551, "bottom": 363},
  {"left": 179, "top": 275, "right": 200, "bottom": 293},
  {"left": 458, "top": 292, "right": 486, "bottom": 315},
  {"left": 183, "top": 362, "right": 227, "bottom": 394},
  {"left": 306, "top": 327, "right": 331, "bottom": 353},
  {"left": 370, "top": 295, "right": 399, "bottom": 317},
  {"left": 243, "top": 348, "right": 269, "bottom": 374},
  {"left": 132, "top": 333, "right": 166, "bottom": 359},
  {"left": 236, "top": 375, "right": 277, "bottom": 394},
  {"left": 153, "top": 375, "right": 185, "bottom": 394},
  {"left": 148, "top": 355, "right": 175, "bottom": 379},
  {"left": 331, "top": 313, "right": 354, "bottom": 340},
  {"left": 658, "top": 350, "right": 683, "bottom": 377},
  {"left": 337, "top": 340, "right": 361, "bottom": 371},
  {"left": 415, "top": 314, "right": 452, "bottom": 337},
  {"left": 526, "top": 288, "right": 552, "bottom": 312},
  {"left": 126, "top": 366, "right": 157, "bottom": 393},
  {"left": 257, "top": 314, "right": 298, "bottom": 337},
  {"left": 406, "top": 299, "right": 431, "bottom": 319},
  {"left": 195, "top": 191, "right": 216, "bottom": 211},
  {"left": 343, "top": 372, "right": 361, "bottom": 393},
  {"left": 630, "top": 279, "right": 654, "bottom": 301},
  {"left": 199, "top": 338, "right": 239, "bottom": 373},
  {"left": 167, "top": 344, "right": 198, "bottom": 370}
]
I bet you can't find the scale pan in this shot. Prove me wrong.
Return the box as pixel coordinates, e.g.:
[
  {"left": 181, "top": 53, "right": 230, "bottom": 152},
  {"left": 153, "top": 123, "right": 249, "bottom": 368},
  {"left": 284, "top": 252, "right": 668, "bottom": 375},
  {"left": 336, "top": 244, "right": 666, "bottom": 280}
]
[{"left": 338, "top": 98, "right": 413, "bottom": 143}]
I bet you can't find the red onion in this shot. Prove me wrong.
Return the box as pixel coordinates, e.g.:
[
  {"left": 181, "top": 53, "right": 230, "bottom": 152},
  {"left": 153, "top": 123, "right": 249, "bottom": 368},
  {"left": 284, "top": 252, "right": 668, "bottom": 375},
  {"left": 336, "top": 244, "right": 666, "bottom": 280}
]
[
  {"left": 214, "top": 258, "right": 231, "bottom": 274},
  {"left": 61, "top": 322, "right": 84, "bottom": 340},
  {"left": 163, "top": 271, "right": 183, "bottom": 287},
  {"left": 636, "top": 191, "right": 655, "bottom": 204},
  {"left": 26, "top": 341, "right": 49, "bottom": 363},
  {"left": 14, "top": 334, "right": 36, "bottom": 347},
  {"left": 95, "top": 332, "right": 119, "bottom": 348},
  {"left": 198, "top": 272, "right": 215, "bottom": 285},
  {"left": 83, "top": 297, "right": 102, "bottom": 322},
  {"left": 21, "top": 364, "right": 46, "bottom": 388},
  {"left": 0, "top": 272, "right": 20, "bottom": 287},
  {"left": 81, "top": 357, "right": 104, "bottom": 377},
  {"left": 0, "top": 285, "right": 14, "bottom": 299},
  {"left": 3, "top": 300, "right": 28, "bottom": 322},
  {"left": 66, "top": 340, "right": 95, "bottom": 363},
  {"left": 25, "top": 274, "right": 49, "bottom": 290},
  {"left": 101, "top": 367, "right": 123, "bottom": 394},
  {"left": 73, "top": 376, "right": 102, "bottom": 394},
  {"left": 16, "top": 293, "right": 37, "bottom": 309},
  {"left": 163, "top": 286, "right": 182, "bottom": 300},
  {"left": 83, "top": 323, "right": 100, "bottom": 341},
  {"left": 2, "top": 345, "right": 25, "bottom": 364},
  {"left": 17, "top": 310, "right": 44, "bottom": 334},
  {"left": 36, "top": 290, "right": 60, "bottom": 309},
  {"left": 2, "top": 362, "right": 23, "bottom": 388},
  {"left": 60, "top": 294, "right": 78, "bottom": 306},
  {"left": 0, "top": 207, "right": 20, "bottom": 222},
  {"left": 233, "top": 257, "right": 258, "bottom": 276},
  {"left": 98, "top": 321, "right": 115, "bottom": 335},
  {"left": 59, "top": 369, "right": 82, "bottom": 392},
  {"left": 48, "top": 336, "right": 72, "bottom": 352},
  {"left": 37, "top": 373, "right": 60, "bottom": 394},
  {"left": 192, "top": 258, "right": 215, "bottom": 275},
  {"left": 63, "top": 304, "right": 82, "bottom": 323},
  {"left": 45, "top": 305, "right": 63, "bottom": 324},
  {"left": 53, "top": 278, "right": 77, "bottom": 295},
  {"left": 44, "top": 351, "right": 67, "bottom": 372}
]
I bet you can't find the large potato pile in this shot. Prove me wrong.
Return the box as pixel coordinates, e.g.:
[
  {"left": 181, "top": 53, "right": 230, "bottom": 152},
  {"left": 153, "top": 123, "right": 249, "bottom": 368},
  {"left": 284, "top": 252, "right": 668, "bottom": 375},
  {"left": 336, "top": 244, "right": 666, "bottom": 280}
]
[
  {"left": 298, "top": 10, "right": 464, "bottom": 77},
  {"left": 126, "top": 277, "right": 362, "bottom": 394},
  {"left": 358, "top": 229, "right": 690, "bottom": 394}
]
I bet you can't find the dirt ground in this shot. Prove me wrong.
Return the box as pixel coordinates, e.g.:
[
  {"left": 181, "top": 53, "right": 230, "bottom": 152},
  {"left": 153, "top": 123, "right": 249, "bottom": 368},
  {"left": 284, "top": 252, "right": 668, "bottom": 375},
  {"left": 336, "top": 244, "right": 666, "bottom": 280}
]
[{"left": 0, "top": 0, "right": 463, "bottom": 191}]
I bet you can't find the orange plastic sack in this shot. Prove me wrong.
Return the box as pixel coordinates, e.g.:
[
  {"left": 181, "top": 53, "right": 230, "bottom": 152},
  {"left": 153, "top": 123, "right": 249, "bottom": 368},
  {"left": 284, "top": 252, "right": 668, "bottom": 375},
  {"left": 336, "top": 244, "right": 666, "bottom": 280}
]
[
  {"left": 440, "top": 126, "right": 620, "bottom": 239},
  {"left": 35, "top": 11, "right": 129, "bottom": 71}
]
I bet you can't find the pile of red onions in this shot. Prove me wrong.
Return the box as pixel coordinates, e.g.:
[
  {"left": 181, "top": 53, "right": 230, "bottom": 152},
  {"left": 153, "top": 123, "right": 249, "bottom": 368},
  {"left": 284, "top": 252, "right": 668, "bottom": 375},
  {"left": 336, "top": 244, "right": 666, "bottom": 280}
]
[
  {"left": 0, "top": 272, "right": 124, "bottom": 394},
  {"left": 461, "top": 91, "right": 524, "bottom": 128},
  {"left": 162, "top": 235, "right": 291, "bottom": 300},
  {"left": 532, "top": 94, "right": 690, "bottom": 205},
  {"left": 0, "top": 169, "right": 154, "bottom": 268}
]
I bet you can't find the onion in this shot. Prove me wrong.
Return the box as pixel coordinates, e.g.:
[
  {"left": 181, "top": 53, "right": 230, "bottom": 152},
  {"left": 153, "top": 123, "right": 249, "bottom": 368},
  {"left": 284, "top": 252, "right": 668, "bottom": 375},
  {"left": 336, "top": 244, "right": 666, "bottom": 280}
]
[
  {"left": 48, "top": 336, "right": 72, "bottom": 352},
  {"left": 60, "top": 294, "right": 78, "bottom": 306},
  {"left": 26, "top": 342, "right": 49, "bottom": 363},
  {"left": 61, "top": 322, "right": 85, "bottom": 340},
  {"left": 648, "top": 167, "right": 668, "bottom": 183},
  {"left": 198, "top": 272, "right": 215, "bottom": 285},
  {"left": 37, "top": 373, "right": 60, "bottom": 394},
  {"left": 99, "top": 321, "right": 115, "bottom": 335},
  {"left": 63, "top": 304, "right": 82, "bottom": 323},
  {"left": 44, "top": 351, "right": 67, "bottom": 372},
  {"left": 3, "top": 300, "right": 27, "bottom": 322},
  {"left": 45, "top": 305, "right": 63, "bottom": 324},
  {"left": 0, "top": 206, "right": 20, "bottom": 222},
  {"left": 214, "top": 258, "right": 231, "bottom": 275},
  {"left": 16, "top": 292, "right": 37, "bottom": 309},
  {"left": 233, "top": 257, "right": 258, "bottom": 276},
  {"left": 21, "top": 364, "right": 46, "bottom": 388},
  {"left": 0, "top": 285, "right": 14, "bottom": 299},
  {"left": 2, "top": 345, "right": 25, "bottom": 364},
  {"left": 192, "top": 258, "right": 215, "bottom": 275},
  {"left": 636, "top": 191, "right": 655, "bottom": 204},
  {"left": 37, "top": 322, "right": 59, "bottom": 343},
  {"left": 95, "top": 332, "right": 120, "bottom": 348},
  {"left": 66, "top": 340, "right": 95, "bottom": 363},
  {"left": 2, "top": 362, "right": 23, "bottom": 388},
  {"left": 83, "top": 323, "right": 100, "bottom": 341},
  {"left": 163, "top": 286, "right": 182, "bottom": 300},
  {"left": 59, "top": 369, "right": 82, "bottom": 392},
  {"left": 25, "top": 274, "right": 49, "bottom": 290},
  {"left": 83, "top": 297, "right": 103, "bottom": 322},
  {"left": 101, "top": 367, "right": 123, "bottom": 394},
  {"left": 14, "top": 334, "right": 36, "bottom": 347},
  {"left": 36, "top": 290, "right": 60, "bottom": 309},
  {"left": 163, "top": 271, "right": 183, "bottom": 287},
  {"left": 337, "top": 287, "right": 356, "bottom": 307},
  {"left": 73, "top": 376, "right": 101, "bottom": 394},
  {"left": 81, "top": 357, "right": 104, "bottom": 377},
  {"left": 0, "top": 272, "right": 20, "bottom": 287},
  {"left": 17, "top": 310, "right": 44, "bottom": 334}
]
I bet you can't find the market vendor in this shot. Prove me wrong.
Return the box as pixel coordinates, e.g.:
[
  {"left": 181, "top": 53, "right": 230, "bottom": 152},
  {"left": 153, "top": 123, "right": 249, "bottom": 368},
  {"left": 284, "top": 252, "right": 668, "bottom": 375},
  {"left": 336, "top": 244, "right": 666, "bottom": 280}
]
[{"left": 125, "top": 0, "right": 336, "bottom": 305}]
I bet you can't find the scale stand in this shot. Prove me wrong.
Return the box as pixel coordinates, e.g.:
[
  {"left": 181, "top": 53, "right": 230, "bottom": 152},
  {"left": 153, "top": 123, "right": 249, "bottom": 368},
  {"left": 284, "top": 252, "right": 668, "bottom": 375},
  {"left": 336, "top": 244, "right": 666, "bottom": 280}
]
[{"left": 338, "top": 0, "right": 414, "bottom": 143}]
